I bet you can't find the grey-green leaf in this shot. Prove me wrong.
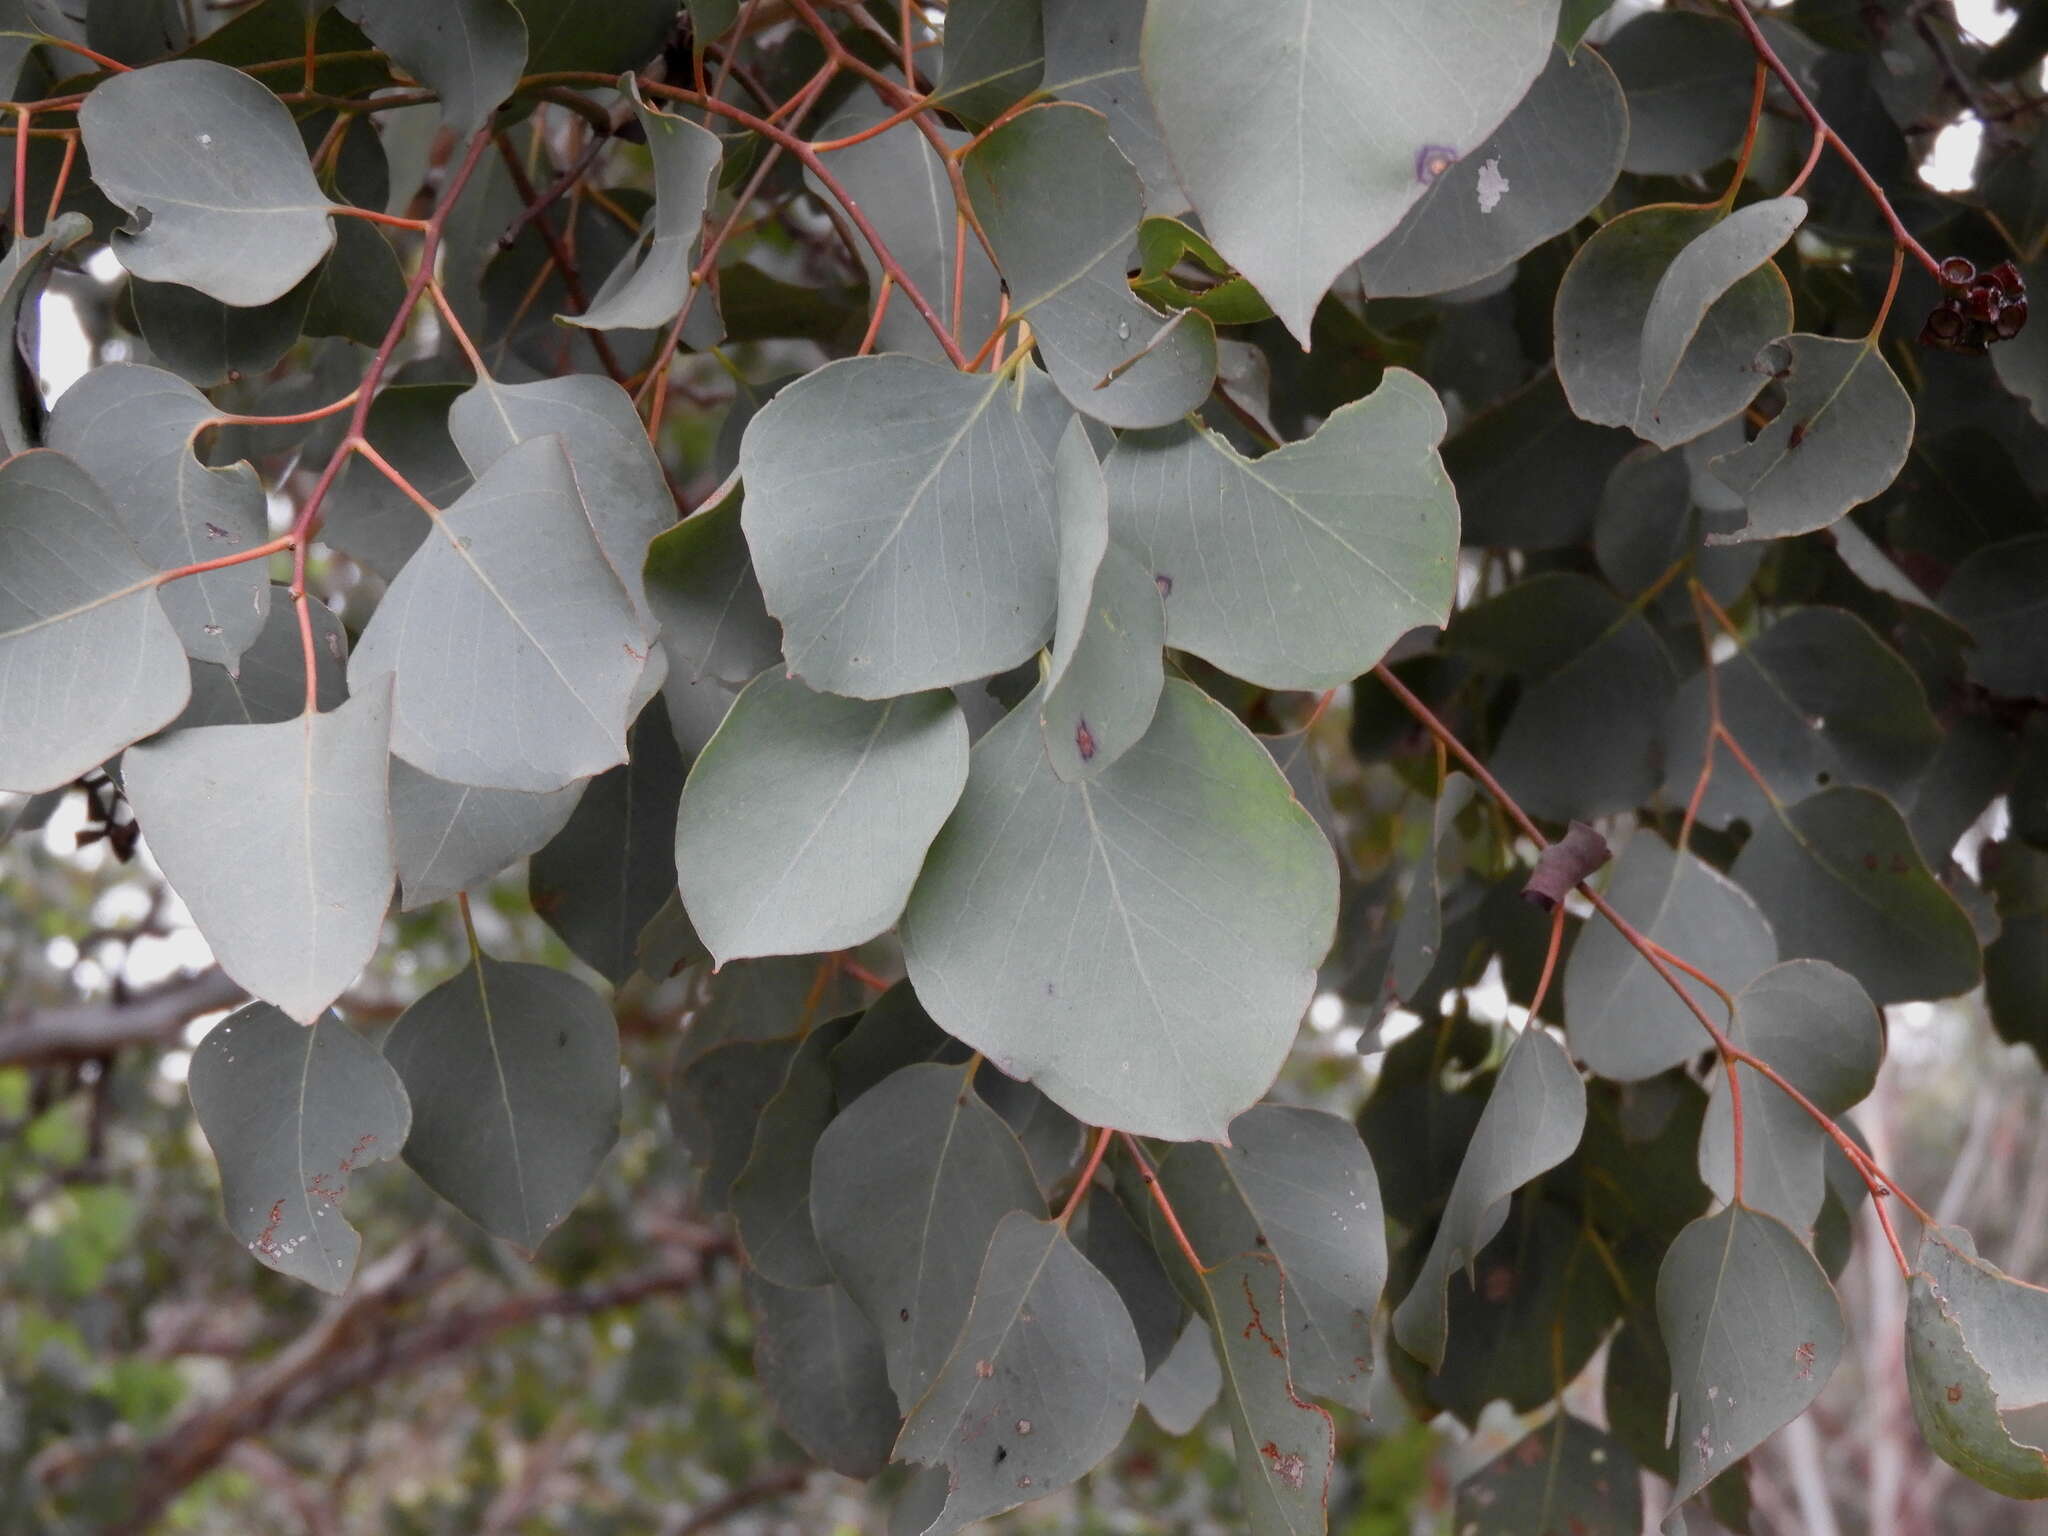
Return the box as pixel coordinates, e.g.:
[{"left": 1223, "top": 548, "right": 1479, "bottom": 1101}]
[
  {"left": 347, "top": 434, "right": 655, "bottom": 792},
  {"left": 1142, "top": 1320, "right": 1222, "bottom": 1434},
  {"left": 1941, "top": 532, "right": 2048, "bottom": 698},
  {"left": 1604, "top": 11, "right": 1759, "bottom": 175},
  {"left": 125, "top": 686, "right": 394, "bottom": 1024},
  {"left": 81, "top": 59, "right": 336, "bottom": 304},
  {"left": 531, "top": 696, "right": 685, "bottom": 982},
  {"left": 564, "top": 76, "right": 720, "bottom": 332},
  {"left": 901, "top": 681, "right": 1337, "bottom": 1142},
  {"left": 325, "top": 382, "right": 472, "bottom": 580},
  {"left": 390, "top": 758, "right": 581, "bottom": 911},
  {"left": 1563, "top": 830, "right": 1777, "bottom": 1080},
  {"left": 1392, "top": 1028, "right": 1587, "bottom": 1371},
  {"left": 1639, "top": 197, "right": 1806, "bottom": 413},
  {"left": 1041, "top": 417, "right": 1165, "bottom": 780},
  {"left": 730, "top": 1017, "right": 853, "bottom": 1286},
  {"left": 381, "top": 953, "right": 620, "bottom": 1253},
  {"left": 47, "top": 362, "right": 270, "bottom": 667},
  {"left": 1103, "top": 369, "right": 1457, "bottom": 691},
  {"left": 934, "top": 0, "right": 1043, "bottom": 128},
  {"left": 448, "top": 371, "right": 674, "bottom": 620},
  {"left": 738, "top": 356, "right": 1069, "bottom": 698},
  {"left": 1156, "top": 1104, "right": 1388, "bottom": 1412},
  {"left": 0, "top": 212, "right": 91, "bottom": 455},
  {"left": 1454, "top": 1414, "right": 1643, "bottom": 1536},
  {"left": 129, "top": 271, "right": 315, "bottom": 390},
  {"left": 1555, "top": 203, "right": 1791, "bottom": 449},
  {"left": 1141, "top": 0, "right": 1560, "bottom": 344},
  {"left": 1358, "top": 44, "right": 1628, "bottom": 300},
  {"left": 1906, "top": 1225, "right": 2048, "bottom": 1499},
  {"left": 189, "top": 1003, "right": 409, "bottom": 1293},
  {"left": 899, "top": 1214, "right": 1142, "bottom": 1535},
  {"left": 809, "top": 1061, "right": 1045, "bottom": 1409},
  {"left": 1657, "top": 1203, "right": 1844, "bottom": 1513},
  {"left": 643, "top": 487, "right": 782, "bottom": 755},
  {"left": 1392, "top": 773, "right": 1476, "bottom": 1002},
  {"left": 1730, "top": 787, "right": 1982, "bottom": 1005},
  {"left": 1699, "top": 961, "right": 1883, "bottom": 1233},
  {"left": 0, "top": 450, "right": 190, "bottom": 792},
  {"left": 746, "top": 1272, "right": 900, "bottom": 1479},
  {"left": 1709, "top": 334, "right": 1915, "bottom": 540},
  {"left": 677, "top": 674, "right": 967, "bottom": 963},
  {"left": 1042, "top": 0, "right": 1183, "bottom": 214},
  {"left": 964, "top": 103, "right": 1216, "bottom": 429},
  {"left": 336, "top": 0, "right": 527, "bottom": 135},
  {"left": 168, "top": 585, "right": 348, "bottom": 732}
]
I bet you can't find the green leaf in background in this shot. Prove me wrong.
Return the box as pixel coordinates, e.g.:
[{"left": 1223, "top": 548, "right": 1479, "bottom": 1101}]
[
  {"left": 676, "top": 673, "right": 967, "bottom": 964},
  {"left": 809, "top": 1061, "right": 1045, "bottom": 1410},
  {"left": 933, "top": 0, "right": 1043, "bottom": 129},
  {"left": 1710, "top": 333, "right": 1915, "bottom": 540},
  {"left": 382, "top": 954, "right": 621, "bottom": 1254},
  {"left": 0, "top": 450, "right": 189, "bottom": 792},
  {"left": 187, "top": 1003, "right": 410, "bottom": 1293},
  {"left": 896, "top": 1212, "right": 1143, "bottom": 1532},
  {"left": 1698, "top": 961, "right": 1883, "bottom": 1233},
  {"left": 1657, "top": 1203, "right": 1845, "bottom": 1515},
  {"left": 347, "top": 434, "right": 656, "bottom": 793},
  {"left": 1042, "top": 0, "right": 1183, "bottom": 214},
  {"left": 510, "top": 0, "right": 674, "bottom": 75},
  {"left": 1039, "top": 418, "right": 1165, "bottom": 782},
  {"left": 1453, "top": 1414, "right": 1642, "bottom": 1536},
  {"left": 80, "top": 59, "right": 336, "bottom": 304},
  {"left": 326, "top": 382, "right": 472, "bottom": 580},
  {"left": 530, "top": 696, "right": 686, "bottom": 983},
  {"left": 1906, "top": 1224, "right": 2048, "bottom": 1499},
  {"left": 1358, "top": 44, "right": 1629, "bottom": 300},
  {"left": 729, "top": 1018, "right": 853, "bottom": 1288},
  {"left": 672, "top": 1032, "right": 803, "bottom": 1207},
  {"left": 746, "top": 1272, "right": 900, "bottom": 1478},
  {"left": 564, "top": 76, "right": 721, "bottom": 333},
  {"left": 47, "top": 363, "right": 270, "bottom": 668},
  {"left": 168, "top": 584, "right": 348, "bottom": 731},
  {"left": 127, "top": 271, "right": 315, "bottom": 389},
  {"left": 0, "top": 210, "right": 90, "bottom": 456},
  {"left": 643, "top": 487, "right": 783, "bottom": 755},
  {"left": 1941, "top": 532, "right": 2048, "bottom": 698},
  {"left": 1391, "top": 773, "right": 1476, "bottom": 1003},
  {"left": 738, "top": 356, "right": 1068, "bottom": 698},
  {"left": 1078, "top": 1186, "right": 1186, "bottom": 1375},
  {"left": 901, "top": 681, "right": 1337, "bottom": 1142},
  {"left": 1142, "top": 1320, "right": 1222, "bottom": 1434},
  {"left": 1391, "top": 1028, "right": 1586, "bottom": 1371},
  {"left": 1155, "top": 1104, "right": 1387, "bottom": 1412},
  {"left": 1661, "top": 605, "right": 1942, "bottom": 832},
  {"left": 964, "top": 103, "right": 1217, "bottom": 429},
  {"left": 1730, "top": 786, "right": 1982, "bottom": 1005},
  {"left": 1103, "top": 369, "right": 1457, "bottom": 691},
  {"left": 1142, "top": 0, "right": 1559, "bottom": 344},
  {"left": 1603, "top": 10, "right": 1758, "bottom": 176},
  {"left": 125, "top": 686, "right": 395, "bottom": 1025},
  {"left": 1444, "top": 370, "right": 1634, "bottom": 549},
  {"left": 1131, "top": 217, "right": 1272, "bottom": 325},
  {"left": 1555, "top": 202, "right": 1792, "bottom": 449},
  {"left": 336, "top": 0, "right": 527, "bottom": 136},
  {"left": 1563, "top": 831, "right": 1778, "bottom": 1081}
]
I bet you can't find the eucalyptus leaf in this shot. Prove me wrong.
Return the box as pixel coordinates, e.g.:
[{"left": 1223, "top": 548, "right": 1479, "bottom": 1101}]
[
  {"left": 902, "top": 681, "right": 1338, "bottom": 1142},
  {"left": 643, "top": 486, "right": 782, "bottom": 756},
  {"left": 336, "top": 0, "right": 526, "bottom": 135},
  {"left": 325, "top": 382, "right": 471, "bottom": 580},
  {"left": 188, "top": 1003, "right": 409, "bottom": 1293},
  {"left": 1454, "top": 1414, "right": 1643, "bottom": 1536},
  {"left": 169, "top": 585, "right": 348, "bottom": 731},
  {"left": 746, "top": 1272, "right": 900, "bottom": 1478},
  {"left": 390, "top": 758, "right": 581, "bottom": 911},
  {"left": 1941, "top": 533, "right": 2048, "bottom": 698},
  {"left": 1041, "top": 0, "right": 1183, "bottom": 214},
  {"left": 381, "top": 953, "right": 621, "bottom": 1253},
  {"left": 933, "top": 0, "right": 1042, "bottom": 128},
  {"left": 729, "top": 1017, "right": 855, "bottom": 1287}
]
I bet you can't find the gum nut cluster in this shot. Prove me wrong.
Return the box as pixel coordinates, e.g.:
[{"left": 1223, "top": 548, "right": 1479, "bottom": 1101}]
[{"left": 1920, "top": 256, "right": 2028, "bottom": 354}]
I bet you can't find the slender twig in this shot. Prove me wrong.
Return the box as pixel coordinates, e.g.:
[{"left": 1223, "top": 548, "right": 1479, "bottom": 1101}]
[
  {"left": 155, "top": 533, "right": 296, "bottom": 585},
  {"left": 1057, "top": 1128, "right": 1114, "bottom": 1226},
  {"left": 1118, "top": 1133, "right": 1206, "bottom": 1274}
]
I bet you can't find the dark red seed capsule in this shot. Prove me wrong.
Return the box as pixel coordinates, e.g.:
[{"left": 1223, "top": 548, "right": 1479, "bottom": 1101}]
[
  {"left": 1989, "top": 260, "right": 2023, "bottom": 293},
  {"left": 1940, "top": 255, "right": 1977, "bottom": 287},
  {"left": 1999, "top": 298, "right": 2029, "bottom": 339},
  {"left": 1967, "top": 286, "right": 2000, "bottom": 323}
]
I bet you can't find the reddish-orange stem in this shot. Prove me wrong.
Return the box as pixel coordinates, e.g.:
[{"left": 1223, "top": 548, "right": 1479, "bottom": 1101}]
[
  {"left": 855, "top": 273, "right": 893, "bottom": 356},
  {"left": 839, "top": 958, "right": 892, "bottom": 992},
  {"left": 1058, "top": 1128, "right": 1114, "bottom": 1226},
  {"left": 333, "top": 205, "right": 430, "bottom": 234},
  {"left": 1119, "top": 1133, "right": 1206, "bottom": 1275},
  {"left": 12, "top": 107, "right": 28, "bottom": 235},
  {"left": 155, "top": 532, "right": 296, "bottom": 585},
  {"left": 810, "top": 95, "right": 934, "bottom": 151},
  {"left": 1526, "top": 904, "right": 1567, "bottom": 1023},
  {"left": 210, "top": 386, "right": 362, "bottom": 429},
  {"left": 43, "top": 132, "right": 76, "bottom": 228}
]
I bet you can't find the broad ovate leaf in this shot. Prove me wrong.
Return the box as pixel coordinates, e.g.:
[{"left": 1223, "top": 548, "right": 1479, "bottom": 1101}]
[
  {"left": 1042, "top": 0, "right": 1182, "bottom": 214},
  {"left": 336, "top": 0, "right": 527, "bottom": 133},
  {"left": 1699, "top": 961, "right": 1883, "bottom": 1233},
  {"left": 1358, "top": 44, "right": 1628, "bottom": 299},
  {"left": 447, "top": 371, "right": 675, "bottom": 620},
  {"left": 1040, "top": 417, "right": 1165, "bottom": 781},
  {"left": 676, "top": 673, "right": 968, "bottom": 964},
  {"left": 80, "top": 58, "right": 336, "bottom": 304},
  {"left": 1455, "top": 1414, "right": 1643, "bottom": 1536},
  {"left": 1391, "top": 1027, "right": 1587, "bottom": 1371},
  {"left": 1141, "top": 0, "right": 1560, "bottom": 344},
  {"left": 642, "top": 486, "right": 782, "bottom": 754},
  {"left": 1942, "top": 532, "right": 2048, "bottom": 699},
  {"left": 1710, "top": 334, "right": 1915, "bottom": 541},
  {"left": 963, "top": 102, "right": 1216, "bottom": 428},
  {"left": 381, "top": 954, "right": 621, "bottom": 1254},
  {"left": 809, "top": 1061, "right": 1045, "bottom": 1408},
  {"left": 739, "top": 356, "right": 1069, "bottom": 698},
  {"left": 1657, "top": 1204, "right": 1844, "bottom": 1515},
  {"left": 125, "top": 686, "right": 395, "bottom": 1025},
  {"left": 170, "top": 584, "right": 348, "bottom": 731},
  {"left": 1555, "top": 203, "right": 1792, "bottom": 449},
  {"left": 188, "top": 1003, "right": 409, "bottom": 1293},
  {"left": 902, "top": 680, "right": 1337, "bottom": 1142},
  {"left": 1103, "top": 368, "right": 1457, "bottom": 691},
  {"left": 48, "top": 363, "right": 270, "bottom": 667},
  {"left": 390, "top": 758, "right": 581, "bottom": 911},
  {"left": 747, "top": 1273, "right": 900, "bottom": 1478},
  {"left": 1906, "top": 1225, "right": 2048, "bottom": 1499},
  {"left": 347, "top": 433, "right": 655, "bottom": 793},
  {"left": 933, "top": 0, "right": 1043, "bottom": 127},
  {"left": 730, "top": 1019, "right": 850, "bottom": 1287},
  {"left": 895, "top": 1212, "right": 1144, "bottom": 1533},
  {"left": 1637, "top": 198, "right": 1806, "bottom": 412},
  {"left": 0, "top": 450, "right": 189, "bottom": 792},
  {"left": 564, "top": 75, "right": 721, "bottom": 332},
  {"left": 1730, "top": 787, "right": 1982, "bottom": 1005},
  {"left": 1563, "top": 831, "right": 1777, "bottom": 1080},
  {"left": 1155, "top": 1104, "right": 1387, "bottom": 1411}
]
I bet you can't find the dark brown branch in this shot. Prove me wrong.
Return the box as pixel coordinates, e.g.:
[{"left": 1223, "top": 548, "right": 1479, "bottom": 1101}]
[{"left": 0, "top": 966, "right": 246, "bottom": 1068}]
